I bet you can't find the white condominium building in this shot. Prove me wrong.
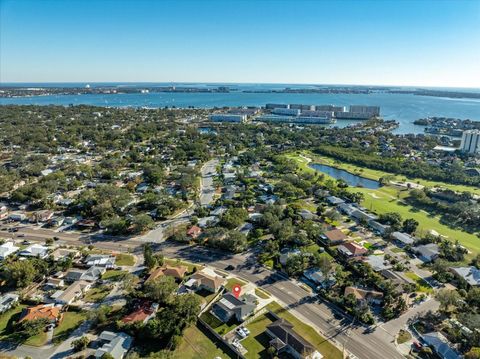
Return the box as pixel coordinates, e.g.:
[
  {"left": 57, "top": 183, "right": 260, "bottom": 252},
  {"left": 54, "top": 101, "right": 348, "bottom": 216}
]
[{"left": 460, "top": 130, "right": 480, "bottom": 154}]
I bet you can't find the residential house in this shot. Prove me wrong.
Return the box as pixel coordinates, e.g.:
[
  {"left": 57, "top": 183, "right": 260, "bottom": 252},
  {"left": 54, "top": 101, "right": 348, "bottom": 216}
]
[
  {"left": 337, "top": 242, "right": 368, "bottom": 257},
  {"left": 31, "top": 210, "right": 54, "bottom": 223},
  {"left": 258, "top": 194, "right": 278, "bottom": 205},
  {"left": 0, "top": 203, "right": 8, "bottom": 219},
  {"left": 337, "top": 203, "right": 356, "bottom": 216},
  {"left": 122, "top": 301, "right": 159, "bottom": 324},
  {"left": 279, "top": 248, "right": 301, "bottom": 266},
  {"left": 321, "top": 229, "right": 347, "bottom": 245},
  {"left": 51, "top": 248, "right": 80, "bottom": 262},
  {"left": 186, "top": 225, "right": 202, "bottom": 239},
  {"left": 146, "top": 265, "right": 187, "bottom": 283},
  {"left": 266, "top": 318, "right": 323, "bottom": 359},
  {"left": 52, "top": 280, "right": 91, "bottom": 305},
  {"left": 362, "top": 255, "right": 392, "bottom": 272},
  {"left": 303, "top": 268, "right": 336, "bottom": 289},
  {"left": 0, "top": 242, "right": 19, "bottom": 260},
  {"left": 48, "top": 216, "right": 65, "bottom": 227},
  {"left": 136, "top": 183, "right": 149, "bottom": 193},
  {"left": 380, "top": 270, "right": 415, "bottom": 287},
  {"left": 211, "top": 293, "right": 256, "bottom": 323},
  {"left": 368, "top": 220, "right": 390, "bottom": 235},
  {"left": 187, "top": 268, "right": 226, "bottom": 293},
  {"left": 197, "top": 216, "right": 219, "bottom": 228},
  {"left": 8, "top": 213, "right": 26, "bottom": 222},
  {"left": 46, "top": 277, "right": 65, "bottom": 288},
  {"left": 422, "top": 332, "right": 461, "bottom": 359},
  {"left": 344, "top": 286, "right": 384, "bottom": 305},
  {"left": 85, "top": 254, "right": 115, "bottom": 268},
  {"left": 238, "top": 222, "right": 253, "bottom": 235},
  {"left": 413, "top": 243, "right": 440, "bottom": 262},
  {"left": 450, "top": 266, "right": 480, "bottom": 287},
  {"left": 223, "top": 172, "right": 236, "bottom": 184},
  {"left": 211, "top": 206, "right": 227, "bottom": 216},
  {"left": 0, "top": 293, "right": 19, "bottom": 313},
  {"left": 65, "top": 266, "right": 106, "bottom": 283},
  {"left": 392, "top": 232, "right": 415, "bottom": 247},
  {"left": 94, "top": 331, "right": 133, "bottom": 359},
  {"left": 351, "top": 209, "right": 376, "bottom": 222},
  {"left": 19, "top": 304, "right": 62, "bottom": 324},
  {"left": 19, "top": 244, "right": 49, "bottom": 259},
  {"left": 299, "top": 209, "right": 316, "bottom": 221},
  {"left": 326, "top": 196, "right": 344, "bottom": 206}
]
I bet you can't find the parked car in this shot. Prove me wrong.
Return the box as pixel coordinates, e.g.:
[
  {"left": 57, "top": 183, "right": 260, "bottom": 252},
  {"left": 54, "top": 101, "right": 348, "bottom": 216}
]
[{"left": 235, "top": 327, "right": 246, "bottom": 339}]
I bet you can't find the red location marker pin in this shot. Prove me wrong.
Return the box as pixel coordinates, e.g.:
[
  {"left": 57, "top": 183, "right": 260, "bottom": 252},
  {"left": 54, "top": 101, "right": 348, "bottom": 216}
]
[{"left": 232, "top": 284, "right": 242, "bottom": 299}]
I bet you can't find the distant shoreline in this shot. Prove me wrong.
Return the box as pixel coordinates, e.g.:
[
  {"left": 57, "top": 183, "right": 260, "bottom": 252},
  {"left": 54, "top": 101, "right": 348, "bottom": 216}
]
[{"left": 1, "top": 85, "right": 480, "bottom": 100}]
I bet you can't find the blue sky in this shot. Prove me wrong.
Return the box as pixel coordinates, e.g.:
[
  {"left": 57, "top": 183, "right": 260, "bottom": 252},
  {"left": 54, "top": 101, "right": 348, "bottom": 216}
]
[{"left": 1, "top": 0, "right": 479, "bottom": 87}]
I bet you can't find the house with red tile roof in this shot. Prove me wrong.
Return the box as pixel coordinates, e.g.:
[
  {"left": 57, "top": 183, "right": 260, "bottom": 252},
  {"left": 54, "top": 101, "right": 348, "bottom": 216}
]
[
  {"left": 321, "top": 229, "right": 347, "bottom": 244},
  {"left": 337, "top": 242, "right": 368, "bottom": 257},
  {"left": 344, "top": 286, "right": 383, "bottom": 305},
  {"left": 122, "top": 301, "right": 158, "bottom": 324},
  {"left": 146, "top": 265, "right": 187, "bottom": 283},
  {"left": 187, "top": 225, "right": 202, "bottom": 239},
  {"left": 19, "top": 304, "right": 62, "bottom": 324}
]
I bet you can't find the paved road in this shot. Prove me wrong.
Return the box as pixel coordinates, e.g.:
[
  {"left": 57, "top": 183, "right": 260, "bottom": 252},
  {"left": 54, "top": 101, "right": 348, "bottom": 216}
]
[
  {"left": 156, "top": 243, "right": 405, "bottom": 359},
  {"left": 137, "top": 158, "right": 219, "bottom": 243},
  {"left": 199, "top": 159, "right": 219, "bottom": 206}
]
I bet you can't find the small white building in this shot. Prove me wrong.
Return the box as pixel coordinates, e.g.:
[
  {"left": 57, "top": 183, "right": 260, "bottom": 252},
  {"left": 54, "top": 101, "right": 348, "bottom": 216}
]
[
  {"left": 19, "top": 244, "right": 49, "bottom": 259},
  {"left": 0, "top": 242, "right": 20, "bottom": 260}
]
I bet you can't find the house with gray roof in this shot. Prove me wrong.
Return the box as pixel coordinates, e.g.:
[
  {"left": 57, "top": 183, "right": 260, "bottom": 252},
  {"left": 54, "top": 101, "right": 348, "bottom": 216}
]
[
  {"left": 351, "top": 209, "right": 376, "bottom": 222},
  {"left": 64, "top": 266, "right": 106, "bottom": 283},
  {"left": 363, "top": 255, "right": 392, "bottom": 272},
  {"left": 84, "top": 254, "right": 115, "bottom": 268},
  {"left": 94, "top": 331, "right": 133, "bottom": 359},
  {"left": 326, "top": 196, "right": 345, "bottom": 206},
  {"left": 450, "top": 266, "right": 480, "bottom": 287},
  {"left": 422, "top": 332, "right": 461, "bottom": 359},
  {"left": 303, "top": 268, "right": 336, "bottom": 289},
  {"left": 211, "top": 293, "right": 256, "bottom": 323},
  {"left": 392, "top": 231, "right": 415, "bottom": 247},
  {"left": 369, "top": 220, "right": 390, "bottom": 235},
  {"left": 413, "top": 243, "right": 440, "bottom": 262},
  {"left": 266, "top": 318, "right": 323, "bottom": 359},
  {"left": 18, "top": 244, "right": 49, "bottom": 259}
]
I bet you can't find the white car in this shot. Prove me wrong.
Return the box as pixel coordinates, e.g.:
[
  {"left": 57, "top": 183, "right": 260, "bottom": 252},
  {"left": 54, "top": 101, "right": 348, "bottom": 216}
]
[
  {"left": 235, "top": 328, "right": 246, "bottom": 338},
  {"left": 241, "top": 327, "right": 250, "bottom": 336}
]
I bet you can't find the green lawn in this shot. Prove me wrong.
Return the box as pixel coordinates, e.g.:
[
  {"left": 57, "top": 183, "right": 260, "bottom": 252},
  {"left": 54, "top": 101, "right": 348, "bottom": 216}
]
[
  {"left": 195, "top": 288, "right": 218, "bottom": 306},
  {"left": 267, "top": 302, "right": 343, "bottom": 359},
  {"left": 288, "top": 152, "right": 480, "bottom": 258},
  {"left": 255, "top": 288, "right": 270, "bottom": 299},
  {"left": 293, "top": 150, "right": 480, "bottom": 196},
  {"left": 405, "top": 272, "right": 434, "bottom": 294},
  {"left": 115, "top": 253, "right": 135, "bottom": 266},
  {"left": 352, "top": 185, "right": 480, "bottom": 259},
  {"left": 200, "top": 311, "right": 237, "bottom": 336},
  {"left": 0, "top": 305, "right": 25, "bottom": 336},
  {"left": 53, "top": 311, "right": 87, "bottom": 344},
  {"left": 224, "top": 277, "right": 247, "bottom": 292},
  {"left": 0, "top": 304, "right": 48, "bottom": 346},
  {"left": 102, "top": 269, "right": 128, "bottom": 281},
  {"left": 23, "top": 332, "right": 48, "bottom": 347},
  {"left": 397, "top": 329, "right": 412, "bottom": 344},
  {"left": 84, "top": 285, "right": 111, "bottom": 302},
  {"left": 242, "top": 311, "right": 276, "bottom": 358},
  {"left": 164, "top": 258, "right": 201, "bottom": 272},
  {"left": 173, "top": 324, "right": 232, "bottom": 359}
]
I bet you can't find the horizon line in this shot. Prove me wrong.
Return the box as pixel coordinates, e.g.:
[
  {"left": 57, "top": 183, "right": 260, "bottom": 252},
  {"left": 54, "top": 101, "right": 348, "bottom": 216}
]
[{"left": 1, "top": 81, "right": 479, "bottom": 90}]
